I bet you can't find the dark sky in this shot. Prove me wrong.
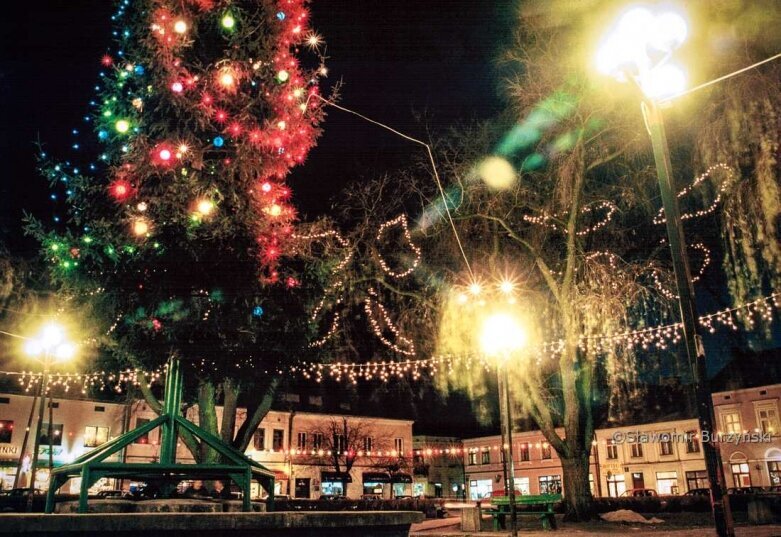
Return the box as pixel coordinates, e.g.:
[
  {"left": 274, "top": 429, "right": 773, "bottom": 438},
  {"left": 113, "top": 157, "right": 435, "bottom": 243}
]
[
  {"left": 0, "top": 0, "right": 515, "bottom": 437},
  {"left": 0, "top": 0, "right": 516, "bottom": 254}
]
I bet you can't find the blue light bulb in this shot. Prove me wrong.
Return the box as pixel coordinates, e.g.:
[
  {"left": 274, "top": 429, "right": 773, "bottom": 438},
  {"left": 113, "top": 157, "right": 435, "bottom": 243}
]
[
  {"left": 213, "top": 136, "right": 225, "bottom": 147},
  {"left": 252, "top": 306, "right": 264, "bottom": 317}
]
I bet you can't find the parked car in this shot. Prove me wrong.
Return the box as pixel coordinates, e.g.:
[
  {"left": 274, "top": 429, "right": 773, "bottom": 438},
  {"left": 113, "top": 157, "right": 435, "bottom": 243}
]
[
  {"left": 684, "top": 488, "right": 711, "bottom": 496},
  {"left": 621, "top": 488, "right": 658, "bottom": 497},
  {"left": 0, "top": 488, "right": 45, "bottom": 512},
  {"left": 727, "top": 487, "right": 766, "bottom": 495},
  {"left": 95, "top": 490, "right": 125, "bottom": 499},
  {"left": 319, "top": 494, "right": 345, "bottom": 500}
]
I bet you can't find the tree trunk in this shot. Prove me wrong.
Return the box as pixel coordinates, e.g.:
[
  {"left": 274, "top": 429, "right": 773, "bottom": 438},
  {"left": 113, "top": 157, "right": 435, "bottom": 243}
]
[
  {"left": 197, "top": 380, "right": 220, "bottom": 463},
  {"left": 220, "top": 379, "right": 239, "bottom": 445},
  {"left": 561, "top": 451, "right": 593, "bottom": 521}
]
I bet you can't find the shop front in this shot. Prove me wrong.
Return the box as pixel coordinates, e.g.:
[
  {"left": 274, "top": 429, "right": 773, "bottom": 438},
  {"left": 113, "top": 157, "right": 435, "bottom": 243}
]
[
  {"left": 389, "top": 472, "right": 412, "bottom": 498},
  {"left": 362, "top": 472, "right": 390, "bottom": 497},
  {"left": 321, "top": 471, "right": 351, "bottom": 497}
]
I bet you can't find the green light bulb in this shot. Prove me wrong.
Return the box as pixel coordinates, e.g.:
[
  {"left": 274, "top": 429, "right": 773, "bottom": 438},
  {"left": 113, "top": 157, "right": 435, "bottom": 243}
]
[{"left": 221, "top": 13, "right": 236, "bottom": 30}]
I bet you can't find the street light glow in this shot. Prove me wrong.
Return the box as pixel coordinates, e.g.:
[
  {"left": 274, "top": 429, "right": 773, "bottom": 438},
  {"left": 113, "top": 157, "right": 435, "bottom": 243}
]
[
  {"left": 24, "top": 322, "right": 77, "bottom": 363},
  {"left": 640, "top": 63, "right": 686, "bottom": 99},
  {"left": 480, "top": 312, "right": 526, "bottom": 358},
  {"left": 595, "top": 5, "right": 688, "bottom": 99}
]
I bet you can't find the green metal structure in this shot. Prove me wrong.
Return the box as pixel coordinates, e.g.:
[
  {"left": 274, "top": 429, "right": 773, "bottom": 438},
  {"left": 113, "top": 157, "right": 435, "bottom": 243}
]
[{"left": 45, "top": 357, "right": 275, "bottom": 513}]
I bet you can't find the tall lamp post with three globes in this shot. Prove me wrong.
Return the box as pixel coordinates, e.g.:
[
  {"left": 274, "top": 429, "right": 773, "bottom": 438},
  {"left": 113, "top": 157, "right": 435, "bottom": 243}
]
[{"left": 595, "top": 6, "right": 733, "bottom": 536}]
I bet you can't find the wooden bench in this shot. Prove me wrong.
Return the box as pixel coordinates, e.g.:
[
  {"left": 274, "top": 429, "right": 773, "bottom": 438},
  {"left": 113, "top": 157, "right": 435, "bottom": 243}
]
[{"left": 489, "top": 494, "right": 562, "bottom": 531}]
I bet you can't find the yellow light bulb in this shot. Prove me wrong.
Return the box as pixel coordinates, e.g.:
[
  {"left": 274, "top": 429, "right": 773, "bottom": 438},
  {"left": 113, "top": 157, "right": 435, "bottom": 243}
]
[
  {"left": 133, "top": 219, "right": 149, "bottom": 236},
  {"left": 269, "top": 204, "right": 282, "bottom": 217},
  {"left": 196, "top": 199, "right": 215, "bottom": 216},
  {"left": 173, "top": 20, "right": 188, "bottom": 34},
  {"left": 220, "top": 72, "right": 235, "bottom": 87}
]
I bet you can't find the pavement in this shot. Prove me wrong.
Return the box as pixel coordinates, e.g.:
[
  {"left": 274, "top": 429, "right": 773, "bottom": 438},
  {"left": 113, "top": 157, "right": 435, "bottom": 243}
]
[{"left": 409, "top": 516, "right": 781, "bottom": 536}]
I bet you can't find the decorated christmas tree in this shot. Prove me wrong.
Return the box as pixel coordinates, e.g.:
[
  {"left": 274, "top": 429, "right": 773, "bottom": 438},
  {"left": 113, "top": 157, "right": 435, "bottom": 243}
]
[{"left": 28, "top": 0, "right": 327, "bottom": 458}]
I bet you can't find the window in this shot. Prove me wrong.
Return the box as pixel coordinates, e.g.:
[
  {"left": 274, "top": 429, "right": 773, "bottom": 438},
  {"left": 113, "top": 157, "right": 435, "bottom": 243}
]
[
  {"left": 481, "top": 450, "right": 490, "bottom": 464},
  {"left": 363, "top": 437, "right": 373, "bottom": 452},
  {"left": 335, "top": 434, "right": 346, "bottom": 453},
  {"left": 312, "top": 433, "right": 323, "bottom": 450},
  {"left": 631, "top": 442, "right": 643, "bottom": 458},
  {"left": 606, "top": 440, "right": 618, "bottom": 460},
  {"left": 731, "top": 463, "right": 751, "bottom": 488},
  {"left": 468, "top": 451, "right": 478, "bottom": 466},
  {"left": 134, "top": 418, "right": 151, "bottom": 444},
  {"left": 394, "top": 438, "right": 404, "bottom": 454},
  {"left": 686, "top": 470, "right": 709, "bottom": 491},
  {"left": 722, "top": 411, "right": 742, "bottom": 434},
  {"left": 755, "top": 404, "right": 780, "bottom": 434},
  {"left": 541, "top": 444, "right": 551, "bottom": 459},
  {"left": 272, "top": 429, "right": 284, "bottom": 451},
  {"left": 768, "top": 461, "right": 781, "bottom": 486},
  {"left": 538, "top": 475, "right": 561, "bottom": 495},
  {"left": 84, "top": 426, "right": 110, "bottom": 448},
  {"left": 659, "top": 435, "right": 674, "bottom": 456},
  {"left": 518, "top": 443, "right": 530, "bottom": 461},
  {"left": 685, "top": 431, "right": 700, "bottom": 453},
  {"left": 40, "top": 423, "right": 63, "bottom": 446},
  {"left": 0, "top": 397, "right": 9, "bottom": 404},
  {"left": 0, "top": 421, "right": 13, "bottom": 443},
  {"left": 47, "top": 402, "right": 60, "bottom": 409},
  {"left": 94, "top": 406, "right": 105, "bottom": 412},
  {"left": 656, "top": 471, "right": 679, "bottom": 495},
  {"left": 607, "top": 473, "right": 625, "bottom": 497},
  {"left": 515, "top": 477, "right": 530, "bottom": 495},
  {"left": 253, "top": 429, "right": 265, "bottom": 450},
  {"left": 297, "top": 432, "right": 307, "bottom": 450}
]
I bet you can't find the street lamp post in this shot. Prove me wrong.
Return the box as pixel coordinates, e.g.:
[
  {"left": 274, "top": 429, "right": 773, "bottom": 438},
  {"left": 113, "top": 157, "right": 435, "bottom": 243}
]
[
  {"left": 23, "top": 323, "right": 76, "bottom": 512},
  {"left": 481, "top": 313, "right": 526, "bottom": 537},
  {"left": 596, "top": 8, "right": 734, "bottom": 537}
]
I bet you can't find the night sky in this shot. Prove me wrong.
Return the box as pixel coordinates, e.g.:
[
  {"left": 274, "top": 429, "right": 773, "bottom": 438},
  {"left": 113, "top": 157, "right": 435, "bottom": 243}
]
[
  {"left": 0, "top": 0, "right": 516, "bottom": 436},
  {"left": 1, "top": 0, "right": 516, "bottom": 253}
]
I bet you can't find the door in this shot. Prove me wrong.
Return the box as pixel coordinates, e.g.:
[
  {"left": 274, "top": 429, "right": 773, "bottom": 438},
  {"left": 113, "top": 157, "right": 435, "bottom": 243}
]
[
  {"left": 632, "top": 472, "right": 645, "bottom": 489},
  {"left": 295, "top": 478, "right": 311, "bottom": 498}
]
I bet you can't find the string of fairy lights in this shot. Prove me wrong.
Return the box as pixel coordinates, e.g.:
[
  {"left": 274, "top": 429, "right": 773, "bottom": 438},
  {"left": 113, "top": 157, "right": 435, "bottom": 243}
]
[{"left": 3, "top": 291, "right": 777, "bottom": 390}]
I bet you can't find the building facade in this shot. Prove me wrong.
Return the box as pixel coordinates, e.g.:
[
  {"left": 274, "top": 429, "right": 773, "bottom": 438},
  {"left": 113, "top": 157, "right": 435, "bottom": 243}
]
[
  {"left": 463, "top": 429, "right": 599, "bottom": 500},
  {"left": 713, "top": 383, "right": 781, "bottom": 489},
  {"left": 0, "top": 394, "right": 414, "bottom": 499},
  {"left": 464, "top": 384, "right": 781, "bottom": 499},
  {"left": 412, "top": 435, "right": 465, "bottom": 498},
  {"left": 0, "top": 393, "right": 127, "bottom": 493}
]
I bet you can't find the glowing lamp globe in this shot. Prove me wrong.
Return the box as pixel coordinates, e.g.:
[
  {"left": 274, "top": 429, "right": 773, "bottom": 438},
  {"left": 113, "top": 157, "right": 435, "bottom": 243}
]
[
  {"left": 480, "top": 313, "right": 526, "bottom": 358},
  {"left": 595, "top": 6, "right": 689, "bottom": 99},
  {"left": 24, "top": 339, "right": 43, "bottom": 358},
  {"left": 53, "top": 342, "right": 76, "bottom": 362},
  {"left": 641, "top": 63, "right": 687, "bottom": 99}
]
